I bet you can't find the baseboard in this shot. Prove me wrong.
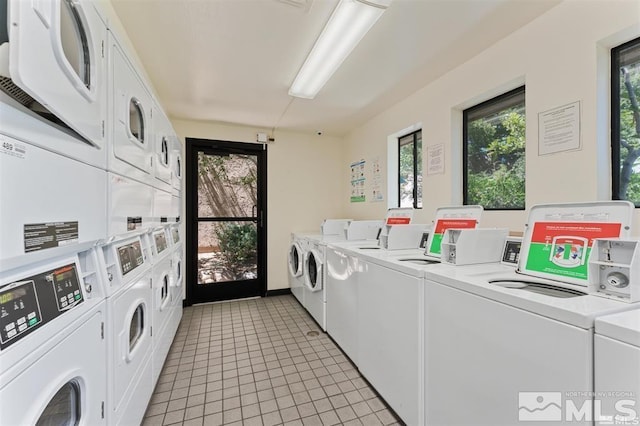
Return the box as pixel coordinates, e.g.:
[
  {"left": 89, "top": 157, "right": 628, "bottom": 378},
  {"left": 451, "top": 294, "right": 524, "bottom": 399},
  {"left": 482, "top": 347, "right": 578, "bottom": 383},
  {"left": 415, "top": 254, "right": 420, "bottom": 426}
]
[{"left": 266, "top": 288, "right": 292, "bottom": 297}]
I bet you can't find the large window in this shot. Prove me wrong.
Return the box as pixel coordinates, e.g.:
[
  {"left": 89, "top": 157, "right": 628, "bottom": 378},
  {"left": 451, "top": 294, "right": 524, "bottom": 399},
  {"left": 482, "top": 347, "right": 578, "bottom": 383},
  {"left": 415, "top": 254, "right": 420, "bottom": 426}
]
[
  {"left": 398, "top": 130, "right": 422, "bottom": 208},
  {"left": 463, "top": 87, "right": 526, "bottom": 210},
  {"left": 612, "top": 37, "right": 640, "bottom": 206}
]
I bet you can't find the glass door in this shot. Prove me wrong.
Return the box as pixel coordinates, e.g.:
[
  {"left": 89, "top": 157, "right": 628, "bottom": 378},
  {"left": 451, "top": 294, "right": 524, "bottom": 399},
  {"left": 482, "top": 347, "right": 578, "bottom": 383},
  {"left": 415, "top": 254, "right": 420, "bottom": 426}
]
[{"left": 186, "top": 139, "right": 266, "bottom": 303}]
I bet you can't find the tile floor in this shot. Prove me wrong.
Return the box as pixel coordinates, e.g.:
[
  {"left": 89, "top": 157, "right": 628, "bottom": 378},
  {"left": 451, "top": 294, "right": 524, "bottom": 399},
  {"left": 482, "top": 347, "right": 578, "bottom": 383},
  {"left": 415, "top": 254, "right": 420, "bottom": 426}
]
[{"left": 142, "top": 295, "right": 403, "bottom": 426}]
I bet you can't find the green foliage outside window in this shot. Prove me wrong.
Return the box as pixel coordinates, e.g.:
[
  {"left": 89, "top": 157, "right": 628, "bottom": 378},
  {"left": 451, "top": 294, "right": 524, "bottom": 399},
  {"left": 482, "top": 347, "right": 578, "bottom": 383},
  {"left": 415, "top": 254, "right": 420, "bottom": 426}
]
[{"left": 465, "top": 93, "right": 526, "bottom": 210}]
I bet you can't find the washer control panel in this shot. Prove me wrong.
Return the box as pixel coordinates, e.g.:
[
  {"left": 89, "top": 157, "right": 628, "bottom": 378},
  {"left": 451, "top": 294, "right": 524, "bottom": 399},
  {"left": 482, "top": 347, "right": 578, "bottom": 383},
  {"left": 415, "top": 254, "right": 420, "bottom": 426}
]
[
  {"left": 0, "top": 263, "right": 83, "bottom": 350},
  {"left": 118, "top": 241, "right": 144, "bottom": 276},
  {"left": 172, "top": 227, "right": 180, "bottom": 244}
]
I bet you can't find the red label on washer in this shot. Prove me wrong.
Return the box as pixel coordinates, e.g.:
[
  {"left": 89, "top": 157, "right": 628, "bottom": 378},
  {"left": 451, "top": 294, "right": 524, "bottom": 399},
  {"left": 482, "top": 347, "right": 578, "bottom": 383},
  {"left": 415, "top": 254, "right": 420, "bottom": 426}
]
[{"left": 386, "top": 217, "right": 411, "bottom": 225}]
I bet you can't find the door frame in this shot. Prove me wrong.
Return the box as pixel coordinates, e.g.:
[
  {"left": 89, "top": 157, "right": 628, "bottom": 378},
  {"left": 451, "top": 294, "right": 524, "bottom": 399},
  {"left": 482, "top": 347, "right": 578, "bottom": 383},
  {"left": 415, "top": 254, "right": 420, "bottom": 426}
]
[{"left": 185, "top": 138, "right": 267, "bottom": 305}]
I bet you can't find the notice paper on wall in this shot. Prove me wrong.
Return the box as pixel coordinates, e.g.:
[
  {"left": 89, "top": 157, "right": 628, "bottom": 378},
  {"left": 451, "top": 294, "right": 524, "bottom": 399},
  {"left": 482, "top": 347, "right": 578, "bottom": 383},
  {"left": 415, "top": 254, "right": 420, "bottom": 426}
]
[
  {"left": 427, "top": 144, "right": 444, "bottom": 175},
  {"left": 538, "top": 101, "right": 581, "bottom": 155},
  {"left": 350, "top": 159, "right": 366, "bottom": 203},
  {"left": 370, "top": 157, "right": 384, "bottom": 202}
]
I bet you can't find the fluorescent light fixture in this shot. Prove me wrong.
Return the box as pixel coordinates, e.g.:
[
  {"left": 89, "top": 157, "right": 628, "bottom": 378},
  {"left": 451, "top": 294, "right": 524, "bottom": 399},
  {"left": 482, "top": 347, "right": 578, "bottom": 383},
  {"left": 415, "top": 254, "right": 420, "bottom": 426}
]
[{"left": 288, "top": 0, "right": 392, "bottom": 99}]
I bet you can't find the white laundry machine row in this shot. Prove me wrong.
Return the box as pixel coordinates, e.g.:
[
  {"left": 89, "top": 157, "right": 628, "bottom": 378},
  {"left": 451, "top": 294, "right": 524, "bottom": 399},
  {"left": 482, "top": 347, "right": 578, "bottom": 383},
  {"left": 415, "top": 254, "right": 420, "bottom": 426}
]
[
  {"left": 0, "top": 241, "right": 108, "bottom": 425},
  {"left": 594, "top": 309, "right": 640, "bottom": 424},
  {"left": 423, "top": 201, "right": 639, "bottom": 426},
  {"left": 96, "top": 231, "right": 154, "bottom": 425}
]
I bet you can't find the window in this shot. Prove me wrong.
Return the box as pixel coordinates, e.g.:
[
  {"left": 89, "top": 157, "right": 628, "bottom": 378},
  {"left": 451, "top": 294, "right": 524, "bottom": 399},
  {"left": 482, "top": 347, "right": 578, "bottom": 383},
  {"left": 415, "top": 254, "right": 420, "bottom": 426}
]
[
  {"left": 463, "top": 87, "right": 526, "bottom": 210},
  {"left": 612, "top": 37, "right": 640, "bottom": 206},
  {"left": 60, "top": 0, "right": 90, "bottom": 89},
  {"left": 398, "top": 130, "right": 422, "bottom": 208},
  {"left": 129, "top": 98, "right": 145, "bottom": 143}
]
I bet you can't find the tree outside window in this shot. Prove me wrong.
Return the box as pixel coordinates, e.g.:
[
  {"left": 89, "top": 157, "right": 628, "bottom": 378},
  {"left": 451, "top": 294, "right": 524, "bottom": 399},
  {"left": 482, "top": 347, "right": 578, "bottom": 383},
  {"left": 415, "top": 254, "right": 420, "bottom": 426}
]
[
  {"left": 463, "top": 87, "right": 526, "bottom": 210},
  {"left": 399, "top": 130, "right": 422, "bottom": 208},
  {"left": 613, "top": 37, "right": 640, "bottom": 206}
]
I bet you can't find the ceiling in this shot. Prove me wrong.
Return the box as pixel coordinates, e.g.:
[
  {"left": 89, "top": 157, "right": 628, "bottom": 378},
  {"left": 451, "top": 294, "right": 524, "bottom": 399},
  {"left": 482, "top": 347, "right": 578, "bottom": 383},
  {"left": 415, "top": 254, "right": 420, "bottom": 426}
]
[{"left": 110, "top": 0, "right": 560, "bottom": 137}]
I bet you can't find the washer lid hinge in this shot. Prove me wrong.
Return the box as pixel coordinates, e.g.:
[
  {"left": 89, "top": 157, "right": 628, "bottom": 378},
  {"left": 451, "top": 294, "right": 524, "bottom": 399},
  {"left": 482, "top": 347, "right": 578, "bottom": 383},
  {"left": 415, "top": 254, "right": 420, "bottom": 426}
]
[
  {"left": 101, "top": 401, "right": 105, "bottom": 418},
  {"left": 101, "top": 322, "right": 104, "bottom": 340}
]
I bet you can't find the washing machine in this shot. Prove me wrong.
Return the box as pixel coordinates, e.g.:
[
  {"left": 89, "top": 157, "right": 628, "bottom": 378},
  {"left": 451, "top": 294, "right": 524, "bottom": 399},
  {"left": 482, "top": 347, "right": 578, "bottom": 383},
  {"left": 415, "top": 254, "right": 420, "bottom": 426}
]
[
  {"left": 97, "top": 232, "right": 154, "bottom": 425},
  {"left": 423, "top": 201, "right": 638, "bottom": 426},
  {"left": 169, "top": 222, "right": 184, "bottom": 331},
  {"left": 3, "top": 0, "right": 108, "bottom": 151},
  {"left": 152, "top": 187, "right": 174, "bottom": 227},
  {"left": 0, "top": 132, "right": 107, "bottom": 264},
  {"left": 147, "top": 226, "right": 175, "bottom": 384},
  {"left": 0, "top": 243, "right": 107, "bottom": 425},
  {"left": 107, "top": 31, "right": 154, "bottom": 187},
  {"left": 288, "top": 235, "right": 307, "bottom": 306},
  {"left": 594, "top": 309, "right": 640, "bottom": 425}
]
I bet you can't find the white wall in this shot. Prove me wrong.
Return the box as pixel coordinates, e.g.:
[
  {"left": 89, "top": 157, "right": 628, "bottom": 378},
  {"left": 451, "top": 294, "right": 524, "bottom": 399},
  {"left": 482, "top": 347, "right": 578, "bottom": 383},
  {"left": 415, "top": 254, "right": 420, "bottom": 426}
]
[
  {"left": 342, "top": 0, "right": 640, "bottom": 234},
  {"left": 171, "top": 119, "right": 345, "bottom": 291}
]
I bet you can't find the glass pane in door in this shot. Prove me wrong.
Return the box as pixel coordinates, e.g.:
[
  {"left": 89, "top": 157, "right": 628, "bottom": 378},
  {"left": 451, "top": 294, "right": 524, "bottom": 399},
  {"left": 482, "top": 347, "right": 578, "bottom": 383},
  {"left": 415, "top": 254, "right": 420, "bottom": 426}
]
[
  {"left": 197, "top": 152, "right": 257, "bottom": 218},
  {"left": 198, "top": 221, "right": 258, "bottom": 284}
]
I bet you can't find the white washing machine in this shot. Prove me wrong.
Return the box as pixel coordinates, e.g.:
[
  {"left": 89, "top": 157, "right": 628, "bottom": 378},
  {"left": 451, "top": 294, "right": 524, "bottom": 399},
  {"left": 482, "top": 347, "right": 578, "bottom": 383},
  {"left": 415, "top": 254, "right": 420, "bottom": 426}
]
[
  {"left": 3, "top": 0, "right": 108, "bottom": 150},
  {"left": 288, "top": 235, "right": 307, "bottom": 306},
  {"left": 0, "top": 243, "right": 107, "bottom": 425},
  {"left": 354, "top": 246, "right": 426, "bottom": 426},
  {"left": 107, "top": 172, "right": 154, "bottom": 237},
  {"left": 0, "top": 132, "right": 107, "bottom": 263},
  {"left": 107, "top": 31, "right": 154, "bottom": 187},
  {"left": 423, "top": 201, "right": 637, "bottom": 426},
  {"left": 595, "top": 309, "right": 640, "bottom": 425},
  {"left": 147, "top": 226, "right": 175, "bottom": 384},
  {"left": 303, "top": 239, "right": 326, "bottom": 329},
  {"left": 97, "top": 232, "right": 154, "bottom": 425},
  {"left": 169, "top": 222, "right": 184, "bottom": 331}
]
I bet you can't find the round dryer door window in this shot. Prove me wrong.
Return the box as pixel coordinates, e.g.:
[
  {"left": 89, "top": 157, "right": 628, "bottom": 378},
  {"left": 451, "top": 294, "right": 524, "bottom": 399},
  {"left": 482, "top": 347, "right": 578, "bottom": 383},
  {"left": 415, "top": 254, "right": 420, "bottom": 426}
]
[
  {"left": 36, "top": 381, "right": 80, "bottom": 426},
  {"left": 289, "top": 245, "right": 300, "bottom": 275}
]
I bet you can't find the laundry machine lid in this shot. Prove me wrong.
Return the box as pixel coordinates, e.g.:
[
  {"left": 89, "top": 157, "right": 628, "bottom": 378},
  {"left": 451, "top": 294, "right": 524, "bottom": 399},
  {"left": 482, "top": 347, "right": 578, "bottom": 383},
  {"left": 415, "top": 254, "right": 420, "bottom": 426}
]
[
  {"left": 305, "top": 249, "right": 323, "bottom": 291},
  {"left": 424, "top": 205, "right": 483, "bottom": 259},
  {"left": 596, "top": 309, "right": 640, "bottom": 347},
  {"left": 517, "top": 201, "right": 634, "bottom": 288}
]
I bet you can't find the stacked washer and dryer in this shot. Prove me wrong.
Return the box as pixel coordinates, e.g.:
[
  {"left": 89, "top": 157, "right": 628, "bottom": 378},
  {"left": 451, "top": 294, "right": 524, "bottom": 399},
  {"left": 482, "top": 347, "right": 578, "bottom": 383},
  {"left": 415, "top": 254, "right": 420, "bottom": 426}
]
[{"left": 0, "top": 1, "right": 183, "bottom": 424}]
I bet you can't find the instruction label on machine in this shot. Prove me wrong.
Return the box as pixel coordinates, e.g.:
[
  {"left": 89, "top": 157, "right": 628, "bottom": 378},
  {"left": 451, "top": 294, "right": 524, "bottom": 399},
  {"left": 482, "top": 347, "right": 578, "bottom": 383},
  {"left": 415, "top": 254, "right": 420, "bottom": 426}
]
[
  {"left": 429, "top": 219, "right": 478, "bottom": 255},
  {"left": 525, "top": 221, "right": 622, "bottom": 281},
  {"left": 23, "top": 222, "right": 79, "bottom": 253}
]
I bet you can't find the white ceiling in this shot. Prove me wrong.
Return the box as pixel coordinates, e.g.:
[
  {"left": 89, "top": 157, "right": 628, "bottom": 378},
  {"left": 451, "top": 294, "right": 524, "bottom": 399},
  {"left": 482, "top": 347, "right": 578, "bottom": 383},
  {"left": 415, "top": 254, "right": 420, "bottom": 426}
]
[{"left": 110, "top": 0, "right": 560, "bottom": 136}]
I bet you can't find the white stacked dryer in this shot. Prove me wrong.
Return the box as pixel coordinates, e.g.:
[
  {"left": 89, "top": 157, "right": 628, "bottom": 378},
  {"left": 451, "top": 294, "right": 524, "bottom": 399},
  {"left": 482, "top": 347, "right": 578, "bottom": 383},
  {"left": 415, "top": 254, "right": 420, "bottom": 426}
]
[
  {"left": 97, "top": 232, "right": 154, "bottom": 425},
  {"left": 0, "top": 0, "right": 109, "bottom": 264},
  {"left": 168, "top": 223, "right": 184, "bottom": 336},
  {"left": 0, "top": 243, "right": 107, "bottom": 425},
  {"left": 147, "top": 226, "right": 175, "bottom": 384},
  {"left": 106, "top": 30, "right": 154, "bottom": 236}
]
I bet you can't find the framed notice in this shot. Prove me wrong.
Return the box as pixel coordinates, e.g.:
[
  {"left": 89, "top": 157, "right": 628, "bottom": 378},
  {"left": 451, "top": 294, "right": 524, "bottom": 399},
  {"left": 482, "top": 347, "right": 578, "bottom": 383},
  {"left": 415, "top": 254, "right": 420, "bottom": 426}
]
[
  {"left": 538, "top": 101, "right": 581, "bottom": 155},
  {"left": 427, "top": 144, "right": 444, "bottom": 175}
]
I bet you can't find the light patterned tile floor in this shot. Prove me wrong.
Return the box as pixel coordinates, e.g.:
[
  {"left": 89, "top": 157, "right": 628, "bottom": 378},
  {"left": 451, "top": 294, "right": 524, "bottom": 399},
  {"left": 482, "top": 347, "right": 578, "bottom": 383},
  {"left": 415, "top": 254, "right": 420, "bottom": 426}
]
[{"left": 143, "top": 295, "right": 403, "bottom": 426}]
